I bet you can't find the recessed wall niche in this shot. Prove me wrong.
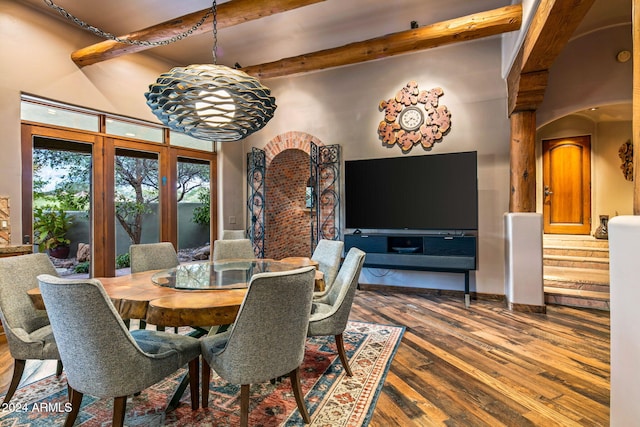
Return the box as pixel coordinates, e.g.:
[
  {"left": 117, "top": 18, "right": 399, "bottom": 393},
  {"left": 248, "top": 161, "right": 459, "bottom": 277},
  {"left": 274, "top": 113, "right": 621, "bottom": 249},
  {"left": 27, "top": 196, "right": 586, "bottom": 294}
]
[
  {"left": 265, "top": 149, "right": 311, "bottom": 259},
  {"left": 0, "top": 197, "right": 10, "bottom": 244}
]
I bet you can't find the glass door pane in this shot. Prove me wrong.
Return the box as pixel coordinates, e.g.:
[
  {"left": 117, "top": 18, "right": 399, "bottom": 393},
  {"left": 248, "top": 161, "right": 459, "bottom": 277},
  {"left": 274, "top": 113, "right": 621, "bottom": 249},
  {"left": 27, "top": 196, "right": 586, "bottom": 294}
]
[
  {"left": 114, "top": 148, "right": 160, "bottom": 271},
  {"left": 177, "top": 157, "right": 211, "bottom": 258},
  {"left": 32, "top": 138, "right": 92, "bottom": 278}
]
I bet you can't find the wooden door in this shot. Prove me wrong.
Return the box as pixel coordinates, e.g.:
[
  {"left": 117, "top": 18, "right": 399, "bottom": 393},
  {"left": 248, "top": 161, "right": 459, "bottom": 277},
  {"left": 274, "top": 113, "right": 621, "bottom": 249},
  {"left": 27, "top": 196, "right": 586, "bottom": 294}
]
[{"left": 542, "top": 136, "right": 591, "bottom": 234}]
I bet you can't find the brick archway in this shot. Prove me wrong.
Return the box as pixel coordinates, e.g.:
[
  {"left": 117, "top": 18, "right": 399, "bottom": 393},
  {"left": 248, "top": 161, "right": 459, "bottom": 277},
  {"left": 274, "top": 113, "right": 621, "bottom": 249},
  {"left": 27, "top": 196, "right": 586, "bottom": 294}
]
[
  {"left": 263, "top": 131, "right": 323, "bottom": 167},
  {"left": 262, "top": 131, "right": 323, "bottom": 259}
]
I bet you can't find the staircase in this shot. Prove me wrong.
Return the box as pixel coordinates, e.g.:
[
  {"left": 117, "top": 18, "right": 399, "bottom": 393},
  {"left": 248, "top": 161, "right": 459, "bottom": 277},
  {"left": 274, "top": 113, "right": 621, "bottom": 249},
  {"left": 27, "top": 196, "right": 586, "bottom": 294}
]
[{"left": 543, "top": 235, "right": 610, "bottom": 310}]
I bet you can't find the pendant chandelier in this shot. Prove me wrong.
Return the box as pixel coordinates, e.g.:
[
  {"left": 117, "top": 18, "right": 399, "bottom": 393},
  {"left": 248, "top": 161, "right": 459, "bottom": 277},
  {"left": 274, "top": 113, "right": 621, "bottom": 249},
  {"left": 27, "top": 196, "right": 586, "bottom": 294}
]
[
  {"left": 43, "top": 0, "right": 276, "bottom": 143},
  {"left": 145, "top": 1, "right": 277, "bottom": 142}
]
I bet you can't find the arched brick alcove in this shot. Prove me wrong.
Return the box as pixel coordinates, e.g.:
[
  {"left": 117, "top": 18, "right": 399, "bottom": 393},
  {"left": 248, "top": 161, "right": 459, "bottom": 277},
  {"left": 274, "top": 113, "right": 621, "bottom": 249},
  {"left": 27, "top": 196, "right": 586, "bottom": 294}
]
[
  {"left": 263, "top": 131, "right": 323, "bottom": 259},
  {"left": 263, "top": 131, "right": 323, "bottom": 168}
]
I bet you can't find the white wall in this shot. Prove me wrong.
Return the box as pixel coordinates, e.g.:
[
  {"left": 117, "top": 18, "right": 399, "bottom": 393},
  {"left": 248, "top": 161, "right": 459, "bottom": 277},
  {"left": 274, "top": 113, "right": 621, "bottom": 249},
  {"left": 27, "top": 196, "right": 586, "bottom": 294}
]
[
  {"left": 537, "top": 24, "right": 632, "bottom": 127},
  {"left": 217, "top": 142, "right": 245, "bottom": 235},
  {"left": 0, "top": 0, "right": 173, "bottom": 242},
  {"left": 608, "top": 216, "right": 640, "bottom": 425},
  {"left": 1, "top": 1, "right": 512, "bottom": 296},
  {"left": 501, "top": 0, "right": 541, "bottom": 78},
  {"left": 241, "top": 38, "right": 511, "bottom": 295}
]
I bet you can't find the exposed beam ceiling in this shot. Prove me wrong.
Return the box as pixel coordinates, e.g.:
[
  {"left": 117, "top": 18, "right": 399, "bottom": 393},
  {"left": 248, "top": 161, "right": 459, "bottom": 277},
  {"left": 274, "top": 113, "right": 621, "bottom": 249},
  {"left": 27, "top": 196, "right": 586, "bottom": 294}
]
[
  {"left": 71, "top": 0, "right": 327, "bottom": 67},
  {"left": 242, "top": 4, "right": 522, "bottom": 79},
  {"left": 507, "top": 0, "right": 597, "bottom": 114},
  {"left": 71, "top": 2, "right": 521, "bottom": 80}
]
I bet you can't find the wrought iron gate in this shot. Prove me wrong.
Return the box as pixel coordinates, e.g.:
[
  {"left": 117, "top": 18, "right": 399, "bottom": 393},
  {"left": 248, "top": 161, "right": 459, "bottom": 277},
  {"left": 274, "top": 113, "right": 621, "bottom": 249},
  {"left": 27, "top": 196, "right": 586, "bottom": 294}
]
[
  {"left": 247, "top": 147, "right": 266, "bottom": 258},
  {"left": 310, "top": 143, "right": 341, "bottom": 252}
]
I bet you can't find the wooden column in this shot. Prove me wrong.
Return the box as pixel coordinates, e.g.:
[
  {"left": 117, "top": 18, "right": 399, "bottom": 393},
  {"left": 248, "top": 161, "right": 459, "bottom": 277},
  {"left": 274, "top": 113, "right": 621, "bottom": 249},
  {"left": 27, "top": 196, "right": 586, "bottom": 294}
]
[
  {"left": 509, "top": 111, "right": 536, "bottom": 212},
  {"left": 634, "top": 0, "right": 640, "bottom": 214}
]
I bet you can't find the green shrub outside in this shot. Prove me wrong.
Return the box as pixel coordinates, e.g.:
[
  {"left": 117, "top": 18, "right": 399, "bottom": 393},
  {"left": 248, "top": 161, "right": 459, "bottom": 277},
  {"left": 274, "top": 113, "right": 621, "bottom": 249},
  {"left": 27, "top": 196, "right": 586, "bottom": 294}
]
[{"left": 116, "top": 253, "right": 130, "bottom": 269}]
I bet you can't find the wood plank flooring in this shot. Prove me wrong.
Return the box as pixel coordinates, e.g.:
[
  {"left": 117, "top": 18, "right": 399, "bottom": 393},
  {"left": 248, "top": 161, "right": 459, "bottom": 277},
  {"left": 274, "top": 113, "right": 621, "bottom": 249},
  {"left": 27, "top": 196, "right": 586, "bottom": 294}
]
[
  {"left": 0, "top": 290, "right": 609, "bottom": 426},
  {"left": 349, "top": 291, "right": 609, "bottom": 426}
]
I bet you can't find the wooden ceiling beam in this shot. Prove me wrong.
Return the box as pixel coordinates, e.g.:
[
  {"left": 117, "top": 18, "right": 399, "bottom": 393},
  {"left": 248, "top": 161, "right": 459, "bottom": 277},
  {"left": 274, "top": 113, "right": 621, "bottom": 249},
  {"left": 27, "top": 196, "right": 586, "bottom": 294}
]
[
  {"left": 241, "top": 4, "right": 522, "bottom": 80},
  {"left": 71, "top": 0, "right": 326, "bottom": 67},
  {"left": 507, "top": 0, "right": 597, "bottom": 114}
]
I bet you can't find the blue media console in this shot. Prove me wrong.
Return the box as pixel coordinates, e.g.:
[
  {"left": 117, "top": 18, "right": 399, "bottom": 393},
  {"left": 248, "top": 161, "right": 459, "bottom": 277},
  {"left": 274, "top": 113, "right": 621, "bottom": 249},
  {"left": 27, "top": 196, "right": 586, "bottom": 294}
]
[{"left": 344, "top": 233, "right": 477, "bottom": 307}]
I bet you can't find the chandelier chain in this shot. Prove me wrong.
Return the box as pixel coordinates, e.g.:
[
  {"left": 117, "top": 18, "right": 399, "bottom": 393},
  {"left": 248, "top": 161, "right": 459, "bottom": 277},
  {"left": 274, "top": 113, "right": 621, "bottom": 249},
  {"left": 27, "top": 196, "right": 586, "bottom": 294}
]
[
  {"left": 212, "top": 1, "right": 218, "bottom": 64},
  {"left": 43, "top": 0, "right": 212, "bottom": 47}
]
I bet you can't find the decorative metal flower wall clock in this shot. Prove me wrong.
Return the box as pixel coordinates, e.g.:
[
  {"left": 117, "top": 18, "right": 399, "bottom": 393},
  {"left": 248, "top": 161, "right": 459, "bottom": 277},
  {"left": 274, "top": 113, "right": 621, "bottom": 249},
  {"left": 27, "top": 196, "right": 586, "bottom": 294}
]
[{"left": 378, "top": 81, "right": 451, "bottom": 153}]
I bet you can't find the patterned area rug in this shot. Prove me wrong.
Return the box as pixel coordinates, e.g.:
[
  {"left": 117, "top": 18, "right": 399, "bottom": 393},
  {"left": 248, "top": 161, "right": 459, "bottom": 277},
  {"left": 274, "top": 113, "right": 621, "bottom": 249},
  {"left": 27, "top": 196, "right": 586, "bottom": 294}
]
[{"left": 0, "top": 321, "right": 404, "bottom": 426}]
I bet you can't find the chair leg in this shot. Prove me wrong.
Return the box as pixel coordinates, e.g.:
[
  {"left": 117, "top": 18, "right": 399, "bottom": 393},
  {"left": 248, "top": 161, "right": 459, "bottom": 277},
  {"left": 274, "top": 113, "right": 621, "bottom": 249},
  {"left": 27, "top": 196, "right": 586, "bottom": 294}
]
[
  {"left": 112, "top": 396, "right": 127, "bottom": 427},
  {"left": 1, "top": 359, "right": 25, "bottom": 405},
  {"left": 156, "top": 325, "right": 165, "bottom": 332},
  {"left": 335, "top": 333, "right": 353, "bottom": 376},
  {"left": 139, "top": 320, "right": 147, "bottom": 330},
  {"left": 201, "top": 359, "right": 211, "bottom": 408},
  {"left": 290, "top": 367, "right": 311, "bottom": 423},
  {"left": 188, "top": 358, "right": 200, "bottom": 410},
  {"left": 64, "top": 387, "right": 83, "bottom": 427},
  {"left": 56, "top": 360, "right": 63, "bottom": 376},
  {"left": 240, "top": 384, "right": 250, "bottom": 427}
]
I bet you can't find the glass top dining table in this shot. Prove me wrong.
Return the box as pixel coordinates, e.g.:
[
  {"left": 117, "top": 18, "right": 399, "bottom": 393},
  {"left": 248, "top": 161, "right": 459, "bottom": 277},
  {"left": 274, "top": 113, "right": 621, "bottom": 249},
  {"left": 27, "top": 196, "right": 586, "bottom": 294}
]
[
  {"left": 28, "top": 257, "right": 323, "bottom": 329},
  {"left": 150, "top": 259, "right": 304, "bottom": 290}
]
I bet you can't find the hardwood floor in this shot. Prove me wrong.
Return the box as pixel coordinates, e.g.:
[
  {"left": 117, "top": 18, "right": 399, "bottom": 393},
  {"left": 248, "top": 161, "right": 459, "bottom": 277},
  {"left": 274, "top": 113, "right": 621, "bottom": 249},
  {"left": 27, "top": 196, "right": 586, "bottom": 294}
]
[
  {"left": 350, "top": 291, "right": 609, "bottom": 427},
  {"left": 0, "top": 290, "right": 609, "bottom": 426}
]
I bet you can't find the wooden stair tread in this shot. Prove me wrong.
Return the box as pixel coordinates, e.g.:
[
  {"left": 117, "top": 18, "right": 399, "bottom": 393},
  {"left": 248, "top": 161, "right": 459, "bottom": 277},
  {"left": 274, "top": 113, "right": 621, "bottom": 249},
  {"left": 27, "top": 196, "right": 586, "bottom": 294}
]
[
  {"left": 543, "top": 286, "right": 610, "bottom": 300},
  {"left": 542, "top": 235, "right": 610, "bottom": 310},
  {"left": 543, "top": 266, "right": 609, "bottom": 285},
  {"left": 543, "top": 244, "right": 609, "bottom": 252},
  {"left": 543, "top": 254, "right": 609, "bottom": 263}
]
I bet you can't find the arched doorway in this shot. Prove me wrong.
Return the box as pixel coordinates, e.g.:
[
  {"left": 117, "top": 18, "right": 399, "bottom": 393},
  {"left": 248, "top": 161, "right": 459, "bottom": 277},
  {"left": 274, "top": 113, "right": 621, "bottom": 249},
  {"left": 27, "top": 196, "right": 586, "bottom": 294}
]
[
  {"left": 252, "top": 131, "right": 340, "bottom": 259},
  {"left": 262, "top": 131, "right": 320, "bottom": 259}
]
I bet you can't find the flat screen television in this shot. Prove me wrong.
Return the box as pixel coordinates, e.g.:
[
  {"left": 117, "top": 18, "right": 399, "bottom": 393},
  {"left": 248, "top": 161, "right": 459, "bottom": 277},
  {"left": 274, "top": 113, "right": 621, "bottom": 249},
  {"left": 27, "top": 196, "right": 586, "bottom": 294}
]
[{"left": 344, "top": 151, "right": 478, "bottom": 231}]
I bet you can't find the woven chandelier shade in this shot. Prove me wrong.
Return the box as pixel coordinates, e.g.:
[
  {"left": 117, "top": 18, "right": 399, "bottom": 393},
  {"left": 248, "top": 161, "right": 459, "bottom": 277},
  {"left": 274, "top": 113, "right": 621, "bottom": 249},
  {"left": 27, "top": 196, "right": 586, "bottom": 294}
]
[{"left": 145, "top": 64, "right": 277, "bottom": 142}]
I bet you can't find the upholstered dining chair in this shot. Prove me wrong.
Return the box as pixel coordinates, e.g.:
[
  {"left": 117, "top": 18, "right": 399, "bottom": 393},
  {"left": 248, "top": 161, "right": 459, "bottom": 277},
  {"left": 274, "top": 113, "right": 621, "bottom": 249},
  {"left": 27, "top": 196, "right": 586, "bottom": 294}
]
[
  {"left": 307, "top": 247, "right": 366, "bottom": 377},
  {"left": 222, "top": 229, "right": 246, "bottom": 240},
  {"left": 0, "top": 253, "right": 63, "bottom": 405},
  {"left": 37, "top": 274, "right": 201, "bottom": 427},
  {"left": 129, "top": 242, "right": 180, "bottom": 331},
  {"left": 212, "top": 238, "right": 255, "bottom": 261},
  {"left": 311, "top": 239, "right": 344, "bottom": 297},
  {"left": 129, "top": 242, "right": 179, "bottom": 274},
  {"left": 201, "top": 266, "right": 316, "bottom": 427}
]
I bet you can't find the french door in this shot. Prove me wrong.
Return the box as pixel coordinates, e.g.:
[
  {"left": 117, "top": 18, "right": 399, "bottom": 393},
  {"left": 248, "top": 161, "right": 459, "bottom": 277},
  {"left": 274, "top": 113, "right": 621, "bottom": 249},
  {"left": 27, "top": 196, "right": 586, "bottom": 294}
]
[{"left": 22, "top": 124, "right": 216, "bottom": 277}]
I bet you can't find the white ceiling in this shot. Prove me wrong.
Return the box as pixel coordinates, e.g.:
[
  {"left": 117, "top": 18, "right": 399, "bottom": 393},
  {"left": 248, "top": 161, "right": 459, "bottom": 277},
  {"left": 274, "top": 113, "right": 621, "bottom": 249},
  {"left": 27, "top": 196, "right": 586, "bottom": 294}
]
[
  {"left": 19, "top": 0, "right": 630, "bottom": 68},
  {"left": 16, "top": 0, "right": 514, "bottom": 68},
  {"left": 18, "top": 0, "right": 632, "bottom": 121}
]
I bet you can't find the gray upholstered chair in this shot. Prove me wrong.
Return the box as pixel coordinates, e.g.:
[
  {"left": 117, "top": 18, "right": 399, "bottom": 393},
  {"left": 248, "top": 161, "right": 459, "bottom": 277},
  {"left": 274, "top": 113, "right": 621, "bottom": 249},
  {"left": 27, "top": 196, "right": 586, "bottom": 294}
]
[
  {"left": 212, "top": 238, "right": 255, "bottom": 261},
  {"left": 129, "top": 242, "right": 179, "bottom": 331},
  {"left": 37, "top": 274, "right": 201, "bottom": 427},
  {"left": 0, "top": 253, "right": 62, "bottom": 405},
  {"left": 222, "top": 229, "right": 246, "bottom": 240},
  {"left": 311, "top": 239, "right": 344, "bottom": 297},
  {"left": 129, "top": 242, "right": 179, "bottom": 274},
  {"left": 307, "top": 247, "right": 366, "bottom": 377},
  {"left": 201, "top": 266, "right": 316, "bottom": 427}
]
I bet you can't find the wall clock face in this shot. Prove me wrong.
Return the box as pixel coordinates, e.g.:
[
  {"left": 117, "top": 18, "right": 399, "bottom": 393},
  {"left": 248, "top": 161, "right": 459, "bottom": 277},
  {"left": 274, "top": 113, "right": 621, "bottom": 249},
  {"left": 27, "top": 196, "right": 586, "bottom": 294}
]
[{"left": 398, "top": 106, "right": 424, "bottom": 131}]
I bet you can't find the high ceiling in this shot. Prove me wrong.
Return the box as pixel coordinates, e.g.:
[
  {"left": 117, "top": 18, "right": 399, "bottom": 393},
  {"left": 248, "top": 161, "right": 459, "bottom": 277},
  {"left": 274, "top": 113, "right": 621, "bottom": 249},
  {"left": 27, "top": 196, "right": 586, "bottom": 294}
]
[
  {"left": 18, "top": 0, "right": 632, "bottom": 120},
  {"left": 16, "top": 0, "right": 517, "bottom": 69},
  {"left": 19, "top": 0, "right": 629, "bottom": 68}
]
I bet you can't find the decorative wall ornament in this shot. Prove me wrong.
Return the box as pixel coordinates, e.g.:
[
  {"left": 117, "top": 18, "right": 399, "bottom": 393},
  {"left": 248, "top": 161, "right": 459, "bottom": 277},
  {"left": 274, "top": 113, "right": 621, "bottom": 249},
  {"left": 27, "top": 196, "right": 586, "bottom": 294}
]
[
  {"left": 618, "top": 140, "right": 633, "bottom": 181},
  {"left": 378, "top": 81, "right": 451, "bottom": 153}
]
